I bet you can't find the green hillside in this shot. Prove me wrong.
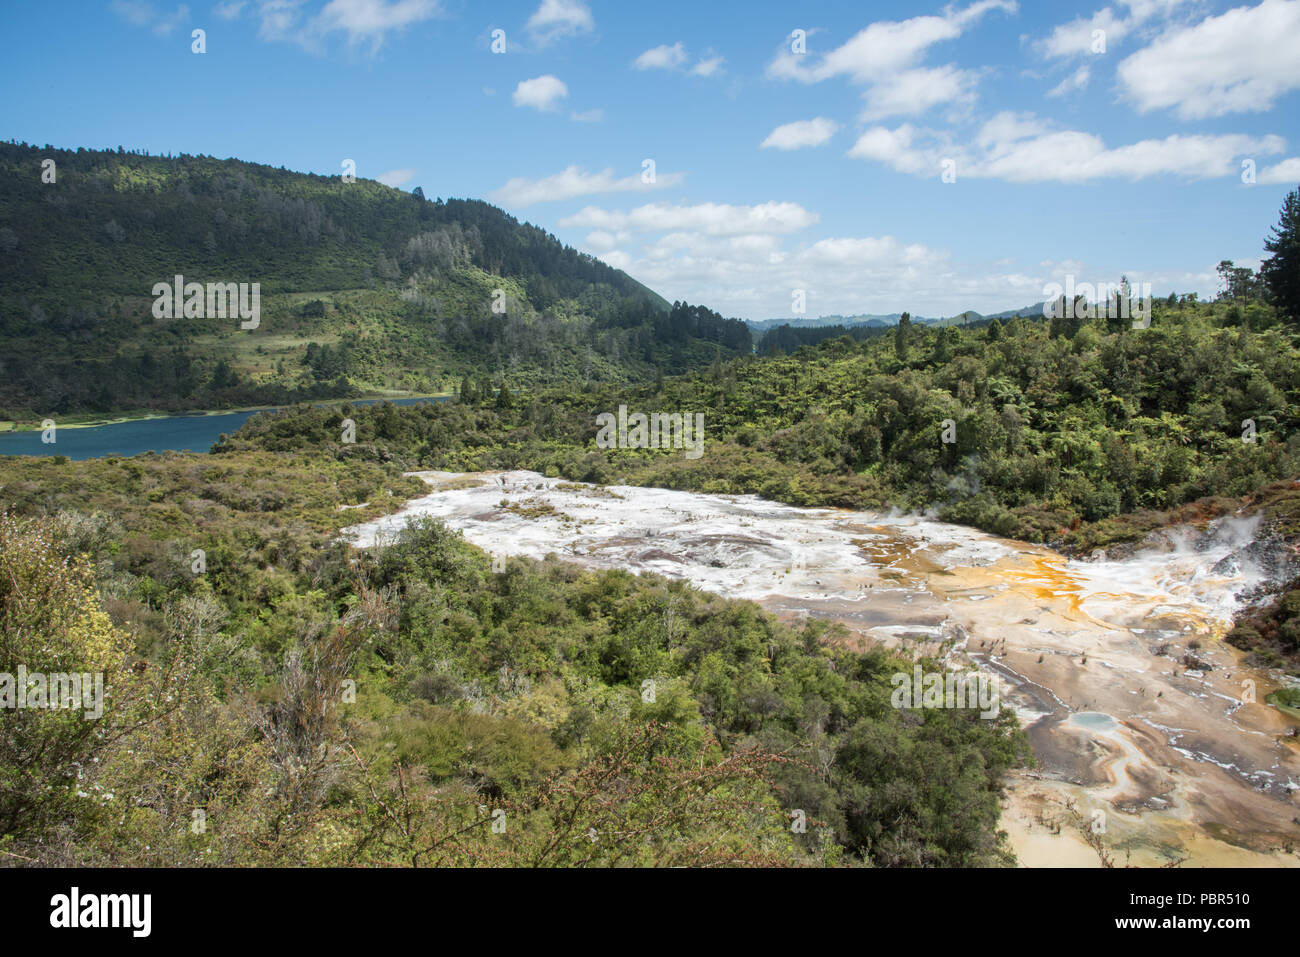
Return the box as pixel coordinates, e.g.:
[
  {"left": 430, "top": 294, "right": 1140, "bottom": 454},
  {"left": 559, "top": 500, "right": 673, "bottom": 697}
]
[{"left": 0, "top": 142, "right": 749, "bottom": 418}]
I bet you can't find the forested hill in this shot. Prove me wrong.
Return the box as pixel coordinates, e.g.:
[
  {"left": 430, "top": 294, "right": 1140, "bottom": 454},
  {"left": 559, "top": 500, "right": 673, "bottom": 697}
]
[{"left": 0, "top": 141, "right": 749, "bottom": 417}]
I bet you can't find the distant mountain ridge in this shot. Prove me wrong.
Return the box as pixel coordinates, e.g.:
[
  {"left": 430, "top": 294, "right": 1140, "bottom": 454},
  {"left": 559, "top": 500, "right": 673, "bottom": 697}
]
[
  {"left": 746, "top": 303, "right": 1050, "bottom": 333},
  {"left": 747, "top": 304, "right": 1053, "bottom": 354}
]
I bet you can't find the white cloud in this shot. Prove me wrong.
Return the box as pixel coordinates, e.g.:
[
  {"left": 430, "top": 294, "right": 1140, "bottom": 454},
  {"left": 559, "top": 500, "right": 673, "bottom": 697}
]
[
  {"left": 490, "top": 166, "right": 686, "bottom": 207},
  {"left": 581, "top": 227, "right": 957, "bottom": 319},
  {"left": 1046, "top": 65, "right": 1091, "bottom": 97},
  {"left": 1037, "top": 0, "right": 1199, "bottom": 56},
  {"left": 1118, "top": 0, "right": 1300, "bottom": 118},
  {"left": 586, "top": 229, "right": 1220, "bottom": 320},
  {"left": 975, "top": 111, "right": 1048, "bottom": 147},
  {"left": 980, "top": 131, "right": 1274, "bottom": 182},
  {"left": 1035, "top": 0, "right": 1193, "bottom": 60},
  {"left": 584, "top": 230, "right": 629, "bottom": 252},
  {"left": 1038, "top": 258, "right": 1088, "bottom": 273},
  {"left": 860, "top": 66, "right": 978, "bottom": 120},
  {"left": 214, "top": 0, "right": 247, "bottom": 18},
  {"left": 110, "top": 0, "right": 156, "bottom": 26},
  {"left": 513, "top": 74, "right": 569, "bottom": 111},
  {"left": 525, "top": 0, "right": 593, "bottom": 44},
  {"left": 801, "top": 236, "right": 937, "bottom": 266},
  {"left": 249, "top": 0, "right": 439, "bottom": 51},
  {"left": 654, "top": 232, "right": 784, "bottom": 256},
  {"left": 110, "top": 1, "right": 191, "bottom": 35},
  {"left": 767, "top": 1, "right": 1015, "bottom": 84},
  {"left": 155, "top": 3, "right": 190, "bottom": 33},
  {"left": 1037, "top": 7, "right": 1130, "bottom": 58},
  {"left": 569, "top": 108, "right": 604, "bottom": 123},
  {"left": 376, "top": 168, "right": 417, "bottom": 187},
  {"left": 634, "top": 42, "right": 688, "bottom": 70},
  {"left": 849, "top": 112, "right": 1286, "bottom": 183},
  {"left": 255, "top": 0, "right": 306, "bottom": 42},
  {"left": 312, "top": 0, "right": 439, "bottom": 48},
  {"left": 597, "top": 250, "right": 635, "bottom": 272},
  {"left": 1123, "top": 0, "right": 1193, "bottom": 17},
  {"left": 691, "top": 56, "right": 725, "bottom": 77},
  {"left": 846, "top": 124, "right": 939, "bottom": 176},
  {"left": 633, "top": 43, "right": 725, "bottom": 76},
  {"left": 314, "top": 0, "right": 439, "bottom": 45},
  {"left": 561, "top": 201, "right": 819, "bottom": 236},
  {"left": 572, "top": 194, "right": 1229, "bottom": 318},
  {"left": 760, "top": 118, "right": 840, "bottom": 150},
  {"left": 1259, "top": 157, "right": 1300, "bottom": 185},
  {"left": 765, "top": 3, "right": 1010, "bottom": 122}
]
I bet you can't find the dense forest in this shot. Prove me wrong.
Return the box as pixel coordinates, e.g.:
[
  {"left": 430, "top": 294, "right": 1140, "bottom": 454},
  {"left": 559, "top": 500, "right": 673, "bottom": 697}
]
[
  {"left": 758, "top": 320, "right": 894, "bottom": 355},
  {"left": 0, "top": 142, "right": 750, "bottom": 418}
]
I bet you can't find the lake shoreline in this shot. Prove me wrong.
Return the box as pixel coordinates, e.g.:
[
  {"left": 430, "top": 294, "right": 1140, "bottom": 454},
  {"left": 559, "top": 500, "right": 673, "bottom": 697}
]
[
  {"left": 0, "top": 394, "right": 454, "bottom": 461},
  {"left": 0, "top": 391, "right": 454, "bottom": 433}
]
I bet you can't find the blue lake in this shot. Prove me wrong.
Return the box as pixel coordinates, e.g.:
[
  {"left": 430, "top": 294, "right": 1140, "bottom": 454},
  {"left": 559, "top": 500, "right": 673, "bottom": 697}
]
[{"left": 0, "top": 396, "right": 448, "bottom": 461}]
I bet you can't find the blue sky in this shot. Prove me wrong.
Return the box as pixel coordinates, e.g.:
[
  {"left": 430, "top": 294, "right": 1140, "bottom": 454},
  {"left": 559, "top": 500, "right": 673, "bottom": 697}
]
[{"left": 2, "top": 0, "right": 1298, "bottom": 318}]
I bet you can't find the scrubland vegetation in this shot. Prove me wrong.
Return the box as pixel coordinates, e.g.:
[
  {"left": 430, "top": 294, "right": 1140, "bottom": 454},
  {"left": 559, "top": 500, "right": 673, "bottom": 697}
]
[{"left": 0, "top": 454, "right": 1029, "bottom": 866}]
